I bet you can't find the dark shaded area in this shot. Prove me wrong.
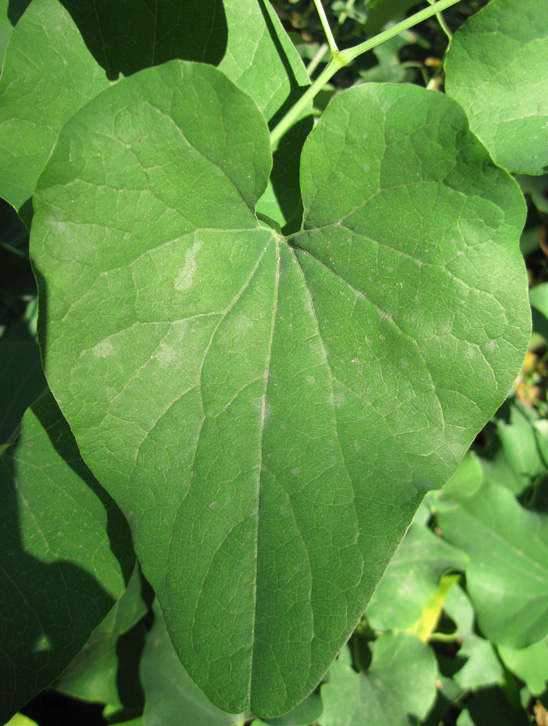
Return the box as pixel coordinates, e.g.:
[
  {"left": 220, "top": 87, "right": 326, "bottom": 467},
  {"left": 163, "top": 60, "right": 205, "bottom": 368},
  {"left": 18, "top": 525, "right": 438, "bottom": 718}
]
[
  {"left": 0, "top": 392, "right": 134, "bottom": 723},
  {"left": 33, "top": 393, "right": 134, "bottom": 585},
  {"left": 7, "top": 0, "right": 31, "bottom": 26},
  {"left": 114, "top": 621, "right": 148, "bottom": 716},
  {"left": 273, "top": 115, "right": 313, "bottom": 235},
  {"left": 257, "top": 0, "right": 306, "bottom": 128},
  {"left": 58, "top": 0, "right": 228, "bottom": 81},
  {"left": 0, "top": 199, "right": 34, "bottom": 338},
  {"left": 0, "top": 341, "right": 46, "bottom": 443},
  {"left": 22, "top": 690, "right": 107, "bottom": 726}
]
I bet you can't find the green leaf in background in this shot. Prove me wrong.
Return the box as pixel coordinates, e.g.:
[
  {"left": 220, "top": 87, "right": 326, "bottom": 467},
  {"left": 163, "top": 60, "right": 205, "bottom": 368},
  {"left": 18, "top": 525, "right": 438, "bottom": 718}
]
[
  {"left": 438, "top": 585, "right": 502, "bottom": 691},
  {"left": 445, "top": 0, "right": 548, "bottom": 176},
  {"left": 442, "top": 583, "right": 476, "bottom": 642},
  {"left": 530, "top": 282, "right": 548, "bottom": 342},
  {"left": 498, "top": 636, "right": 548, "bottom": 696},
  {"left": 0, "top": 392, "right": 134, "bottom": 723},
  {"left": 0, "top": 340, "right": 46, "bottom": 443},
  {"left": 321, "top": 634, "right": 438, "bottom": 726},
  {"left": 256, "top": 689, "right": 322, "bottom": 726},
  {"left": 364, "top": 0, "right": 422, "bottom": 35},
  {"left": 456, "top": 686, "right": 529, "bottom": 726},
  {"left": 141, "top": 602, "right": 249, "bottom": 726},
  {"left": 30, "top": 66, "right": 530, "bottom": 715},
  {"left": 365, "top": 523, "right": 469, "bottom": 631},
  {"left": 54, "top": 566, "right": 151, "bottom": 717},
  {"left": 434, "top": 481, "right": 548, "bottom": 648},
  {"left": 4, "top": 715, "right": 39, "bottom": 726},
  {"left": 438, "top": 451, "right": 483, "bottom": 501},
  {"left": 453, "top": 636, "right": 503, "bottom": 690},
  {"left": 476, "top": 414, "right": 548, "bottom": 497},
  {"left": 0, "top": 0, "right": 309, "bottom": 225},
  {"left": 517, "top": 174, "right": 548, "bottom": 215}
]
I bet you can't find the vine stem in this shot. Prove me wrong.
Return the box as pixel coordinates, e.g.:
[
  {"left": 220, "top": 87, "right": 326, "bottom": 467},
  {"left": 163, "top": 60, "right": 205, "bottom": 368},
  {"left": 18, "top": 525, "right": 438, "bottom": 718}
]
[
  {"left": 270, "top": 0, "right": 462, "bottom": 147},
  {"left": 312, "top": 0, "right": 338, "bottom": 54},
  {"left": 428, "top": 0, "right": 454, "bottom": 42}
]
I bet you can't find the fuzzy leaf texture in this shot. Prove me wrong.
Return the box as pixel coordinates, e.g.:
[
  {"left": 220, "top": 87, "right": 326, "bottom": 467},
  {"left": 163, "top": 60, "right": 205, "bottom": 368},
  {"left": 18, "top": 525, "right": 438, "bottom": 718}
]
[{"left": 30, "top": 61, "right": 530, "bottom": 716}]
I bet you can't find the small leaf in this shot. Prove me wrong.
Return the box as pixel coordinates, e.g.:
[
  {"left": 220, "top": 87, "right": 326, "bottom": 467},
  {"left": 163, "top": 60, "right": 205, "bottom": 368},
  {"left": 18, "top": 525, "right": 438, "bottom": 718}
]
[
  {"left": 498, "top": 636, "right": 548, "bottom": 696},
  {"left": 435, "top": 482, "right": 548, "bottom": 648},
  {"left": 0, "top": 392, "right": 134, "bottom": 722},
  {"left": 453, "top": 635, "right": 503, "bottom": 690},
  {"left": 4, "top": 715, "right": 39, "bottom": 726},
  {"left": 366, "top": 524, "right": 468, "bottom": 631},
  {"left": 321, "top": 634, "right": 438, "bottom": 726},
  {"left": 445, "top": 0, "right": 548, "bottom": 175}
]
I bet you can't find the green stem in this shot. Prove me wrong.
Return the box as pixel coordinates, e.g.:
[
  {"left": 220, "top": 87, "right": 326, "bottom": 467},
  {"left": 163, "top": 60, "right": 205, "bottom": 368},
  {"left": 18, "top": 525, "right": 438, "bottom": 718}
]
[
  {"left": 312, "top": 0, "right": 339, "bottom": 54},
  {"left": 270, "top": 0, "right": 462, "bottom": 146},
  {"left": 338, "top": 0, "right": 460, "bottom": 65},
  {"left": 427, "top": 0, "right": 453, "bottom": 42},
  {"left": 270, "top": 57, "right": 344, "bottom": 146}
]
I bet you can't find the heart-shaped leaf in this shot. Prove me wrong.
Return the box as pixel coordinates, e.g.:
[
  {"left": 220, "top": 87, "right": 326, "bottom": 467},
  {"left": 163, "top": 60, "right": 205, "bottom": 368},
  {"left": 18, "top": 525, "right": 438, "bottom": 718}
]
[{"left": 31, "top": 62, "right": 530, "bottom": 715}]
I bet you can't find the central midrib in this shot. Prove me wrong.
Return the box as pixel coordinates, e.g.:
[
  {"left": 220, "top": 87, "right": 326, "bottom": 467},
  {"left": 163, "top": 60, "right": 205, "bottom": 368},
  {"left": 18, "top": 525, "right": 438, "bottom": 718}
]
[{"left": 248, "top": 235, "right": 282, "bottom": 704}]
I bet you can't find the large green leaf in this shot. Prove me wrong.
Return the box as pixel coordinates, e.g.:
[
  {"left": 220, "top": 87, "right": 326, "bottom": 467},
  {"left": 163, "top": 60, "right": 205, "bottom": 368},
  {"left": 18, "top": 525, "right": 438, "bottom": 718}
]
[
  {"left": 30, "top": 64, "right": 530, "bottom": 715},
  {"left": 320, "top": 635, "right": 438, "bottom": 726},
  {"left": 0, "top": 0, "right": 309, "bottom": 224},
  {"left": 445, "top": 0, "right": 548, "bottom": 176},
  {"left": 434, "top": 482, "right": 548, "bottom": 648},
  {"left": 0, "top": 392, "right": 134, "bottom": 723}
]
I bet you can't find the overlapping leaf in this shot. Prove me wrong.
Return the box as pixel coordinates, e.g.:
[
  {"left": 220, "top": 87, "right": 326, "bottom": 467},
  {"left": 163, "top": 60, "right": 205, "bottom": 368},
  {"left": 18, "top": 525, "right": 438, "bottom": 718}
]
[
  {"left": 435, "top": 481, "right": 548, "bottom": 648},
  {"left": 0, "top": 0, "right": 309, "bottom": 225},
  {"left": 0, "top": 392, "right": 134, "bottom": 723},
  {"left": 320, "top": 635, "right": 438, "bottom": 726},
  {"left": 445, "top": 0, "right": 548, "bottom": 176},
  {"left": 55, "top": 566, "right": 150, "bottom": 716},
  {"left": 365, "top": 522, "right": 468, "bottom": 631},
  {"left": 31, "top": 62, "right": 530, "bottom": 715}
]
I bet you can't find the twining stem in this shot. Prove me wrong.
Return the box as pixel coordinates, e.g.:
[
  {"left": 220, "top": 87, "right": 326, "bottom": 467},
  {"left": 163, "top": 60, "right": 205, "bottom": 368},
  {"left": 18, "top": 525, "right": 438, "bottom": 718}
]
[
  {"left": 270, "top": 0, "right": 462, "bottom": 146},
  {"left": 428, "top": 0, "right": 453, "bottom": 41},
  {"left": 312, "top": 0, "right": 339, "bottom": 54}
]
